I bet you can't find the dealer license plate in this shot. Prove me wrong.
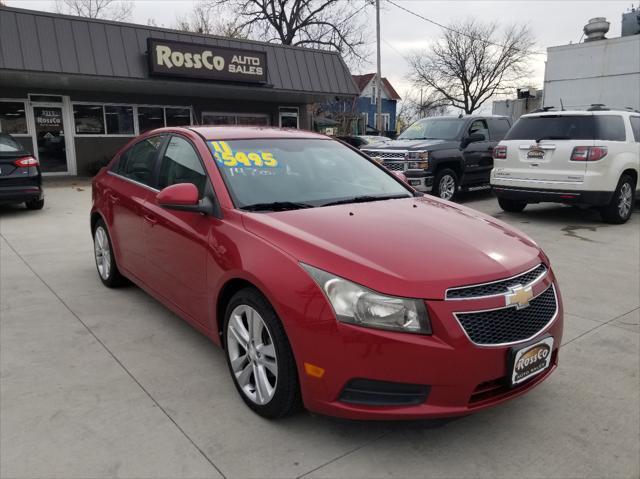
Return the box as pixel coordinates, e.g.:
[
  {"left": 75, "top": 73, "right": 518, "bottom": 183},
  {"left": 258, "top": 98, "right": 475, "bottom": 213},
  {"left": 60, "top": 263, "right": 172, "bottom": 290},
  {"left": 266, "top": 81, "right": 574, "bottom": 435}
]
[{"left": 510, "top": 337, "right": 554, "bottom": 385}]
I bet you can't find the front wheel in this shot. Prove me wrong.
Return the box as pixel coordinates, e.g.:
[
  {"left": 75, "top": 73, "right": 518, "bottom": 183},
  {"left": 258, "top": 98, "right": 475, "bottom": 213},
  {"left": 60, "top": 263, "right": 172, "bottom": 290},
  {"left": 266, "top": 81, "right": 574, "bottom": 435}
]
[
  {"left": 600, "top": 175, "right": 636, "bottom": 224},
  {"left": 498, "top": 197, "right": 527, "bottom": 212},
  {"left": 224, "top": 287, "right": 301, "bottom": 419},
  {"left": 433, "top": 169, "right": 458, "bottom": 201},
  {"left": 93, "top": 220, "right": 126, "bottom": 287}
]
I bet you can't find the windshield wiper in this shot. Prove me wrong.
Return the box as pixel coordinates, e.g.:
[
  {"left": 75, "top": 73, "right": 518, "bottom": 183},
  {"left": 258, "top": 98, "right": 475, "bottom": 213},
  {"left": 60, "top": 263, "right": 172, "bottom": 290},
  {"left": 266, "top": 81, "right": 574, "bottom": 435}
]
[
  {"left": 241, "top": 201, "right": 314, "bottom": 212},
  {"left": 322, "top": 194, "right": 411, "bottom": 207},
  {"left": 535, "top": 135, "right": 570, "bottom": 142}
]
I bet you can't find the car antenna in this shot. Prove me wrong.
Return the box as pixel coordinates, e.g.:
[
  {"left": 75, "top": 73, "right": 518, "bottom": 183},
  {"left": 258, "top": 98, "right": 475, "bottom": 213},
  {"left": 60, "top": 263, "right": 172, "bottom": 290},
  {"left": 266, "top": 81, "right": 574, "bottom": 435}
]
[{"left": 560, "top": 98, "right": 565, "bottom": 111}]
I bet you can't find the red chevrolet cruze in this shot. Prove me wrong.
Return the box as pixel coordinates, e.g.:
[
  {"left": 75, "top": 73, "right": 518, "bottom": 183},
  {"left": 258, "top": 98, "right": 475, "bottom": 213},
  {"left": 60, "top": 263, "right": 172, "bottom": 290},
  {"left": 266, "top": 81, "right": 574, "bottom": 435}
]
[{"left": 91, "top": 126, "right": 563, "bottom": 420}]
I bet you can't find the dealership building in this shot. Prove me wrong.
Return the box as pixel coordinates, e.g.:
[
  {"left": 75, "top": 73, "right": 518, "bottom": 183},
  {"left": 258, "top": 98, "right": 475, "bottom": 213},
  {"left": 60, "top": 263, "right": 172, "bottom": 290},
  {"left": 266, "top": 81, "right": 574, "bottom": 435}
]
[{"left": 0, "top": 6, "right": 358, "bottom": 175}]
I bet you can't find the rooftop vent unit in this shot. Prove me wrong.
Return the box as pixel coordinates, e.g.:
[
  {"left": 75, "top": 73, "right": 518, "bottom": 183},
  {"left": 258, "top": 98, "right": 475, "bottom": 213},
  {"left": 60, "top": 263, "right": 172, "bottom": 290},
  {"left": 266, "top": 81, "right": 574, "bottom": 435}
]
[
  {"left": 583, "top": 17, "right": 610, "bottom": 42},
  {"left": 622, "top": 8, "right": 640, "bottom": 36}
]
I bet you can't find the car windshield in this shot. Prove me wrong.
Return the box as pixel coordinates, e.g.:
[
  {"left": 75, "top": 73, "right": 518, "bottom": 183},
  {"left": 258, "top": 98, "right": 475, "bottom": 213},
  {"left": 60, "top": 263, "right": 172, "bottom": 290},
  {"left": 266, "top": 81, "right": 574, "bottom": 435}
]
[
  {"left": 398, "top": 118, "right": 465, "bottom": 140},
  {"left": 0, "top": 134, "right": 24, "bottom": 154},
  {"left": 208, "top": 138, "right": 412, "bottom": 210}
]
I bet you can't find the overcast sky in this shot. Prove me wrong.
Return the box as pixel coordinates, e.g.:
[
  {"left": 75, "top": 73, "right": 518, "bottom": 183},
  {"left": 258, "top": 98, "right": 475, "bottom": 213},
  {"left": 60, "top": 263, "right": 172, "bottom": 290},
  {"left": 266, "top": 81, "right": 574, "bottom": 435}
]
[{"left": 7, "top": 0, "right": 634, "bottom": 112}]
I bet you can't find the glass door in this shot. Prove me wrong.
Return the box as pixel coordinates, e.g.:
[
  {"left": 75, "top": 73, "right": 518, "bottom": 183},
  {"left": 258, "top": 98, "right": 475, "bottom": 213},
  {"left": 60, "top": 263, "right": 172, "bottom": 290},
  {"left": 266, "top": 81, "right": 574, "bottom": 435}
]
[
  {"left": 279, "top": 107, "right": 299, "bottom": 129},
  {"left": 31, "top": 104, "right": 69, "bottom": 173}
]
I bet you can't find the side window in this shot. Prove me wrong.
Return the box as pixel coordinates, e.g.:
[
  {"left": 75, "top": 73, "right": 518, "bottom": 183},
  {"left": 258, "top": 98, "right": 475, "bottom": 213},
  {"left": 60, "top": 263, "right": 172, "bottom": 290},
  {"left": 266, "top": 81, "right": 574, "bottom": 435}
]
[
  {"left": 117, "top": 135, "right": 164, "bottom": 186},
  {"left": 468, "top": 119, "right": 489, "bottom": 141},
  {"left": 488, "top": 119, "right": 511, "bottom": 141},
  {"left": 594, "top": 115, "right": 626, "bottom": 141},
  {"left": 158, "top": 136, "right": 207, "bottom": 197},
  {"left": 629, "top": 116, "right": 640, "bottom": 143}
]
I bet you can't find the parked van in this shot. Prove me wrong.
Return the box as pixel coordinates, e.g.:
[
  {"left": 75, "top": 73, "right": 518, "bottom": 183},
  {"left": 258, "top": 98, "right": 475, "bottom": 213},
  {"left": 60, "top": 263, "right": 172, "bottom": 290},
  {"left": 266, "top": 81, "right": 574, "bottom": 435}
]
[{"left": 491, "top": 109, "right": 639, "bottom": 223}]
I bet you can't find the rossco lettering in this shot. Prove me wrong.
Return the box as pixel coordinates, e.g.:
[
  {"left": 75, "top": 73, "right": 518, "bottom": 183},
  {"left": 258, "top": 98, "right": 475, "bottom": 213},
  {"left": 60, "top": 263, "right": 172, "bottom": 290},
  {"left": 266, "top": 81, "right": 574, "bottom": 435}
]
[{"left": 156, "top": 45, "right": 225, "bottom": 71}]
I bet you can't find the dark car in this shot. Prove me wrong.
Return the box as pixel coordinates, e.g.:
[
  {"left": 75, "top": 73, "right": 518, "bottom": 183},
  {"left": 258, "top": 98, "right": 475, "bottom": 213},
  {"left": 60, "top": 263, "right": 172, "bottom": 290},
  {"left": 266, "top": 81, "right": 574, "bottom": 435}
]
[
  {"left": 0, "top": 133, "right": 44, "bottom": 210},
  {"left": 362, "top": 116, "right": 512, "bottom": 200}
]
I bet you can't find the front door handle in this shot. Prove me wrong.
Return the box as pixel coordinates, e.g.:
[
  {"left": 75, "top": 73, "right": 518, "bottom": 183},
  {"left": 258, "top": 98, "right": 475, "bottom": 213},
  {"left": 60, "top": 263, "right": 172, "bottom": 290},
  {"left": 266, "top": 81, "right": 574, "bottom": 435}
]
[
  {"left": 143, "top": 214, "right": 158, "bottom": 225},
  {"left": 108, "top": 193, "right": 119, "bottom": 203}
]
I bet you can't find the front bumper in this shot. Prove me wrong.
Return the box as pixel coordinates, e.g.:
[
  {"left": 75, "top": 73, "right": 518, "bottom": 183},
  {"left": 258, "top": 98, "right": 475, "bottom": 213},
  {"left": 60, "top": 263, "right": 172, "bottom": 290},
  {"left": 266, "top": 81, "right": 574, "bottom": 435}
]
[
  {"left": 404, "top": 171, "right": 434, "bottom": 192},
  {"left": 291, "top": 271, "right": 563, "bottom": 420},
  {"left": 492, "top": 185, "right": 613, "bottom": 206}
]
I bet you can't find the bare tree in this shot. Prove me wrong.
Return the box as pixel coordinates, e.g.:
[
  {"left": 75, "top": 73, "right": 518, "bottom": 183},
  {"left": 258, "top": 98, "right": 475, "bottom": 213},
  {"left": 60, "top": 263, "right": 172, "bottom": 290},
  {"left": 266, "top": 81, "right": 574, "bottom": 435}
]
[
  {"left": 175, "top": 2, "right": 246, "bottom": 38},
  {"left": 396, "top": 89, "right": 448, "bottom": 132},
  {"left": 203, "top": 0, "right": 370, "bottom": 64},
  {"left": 409, "top": 19, "right": 535, "bottom": 114},
  {"left": 54, "top": 0, "right": 133, "bottom": 21}
]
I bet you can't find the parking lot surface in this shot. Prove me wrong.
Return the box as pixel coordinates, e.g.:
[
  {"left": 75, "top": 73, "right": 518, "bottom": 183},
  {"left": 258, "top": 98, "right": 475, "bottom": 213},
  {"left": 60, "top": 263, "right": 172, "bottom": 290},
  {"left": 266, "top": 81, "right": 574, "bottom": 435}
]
[{"left": 1, "top": 179, "right": 639, "bottom": 479}]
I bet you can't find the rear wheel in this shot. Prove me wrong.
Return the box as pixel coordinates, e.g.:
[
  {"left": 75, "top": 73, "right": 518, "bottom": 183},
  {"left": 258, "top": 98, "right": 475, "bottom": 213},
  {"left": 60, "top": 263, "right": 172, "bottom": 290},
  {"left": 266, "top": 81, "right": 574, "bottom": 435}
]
[
  {"left": 600, "top": 175, "right": 635, "bottom": 224},
  {"left": 224, "top": 287, "right": 301, "bottom": 419},
  {"left": 498, "top": 197, "right": 527, "bottom": 213},
  {"left": 25, "top": 198, "right": 44, "bottom": 210},
  {"left": 93, "top": 219, "right": 126, "bottom": 287},
  {"left": 433, "top": 169, "right": 458, "bottom": 201}
]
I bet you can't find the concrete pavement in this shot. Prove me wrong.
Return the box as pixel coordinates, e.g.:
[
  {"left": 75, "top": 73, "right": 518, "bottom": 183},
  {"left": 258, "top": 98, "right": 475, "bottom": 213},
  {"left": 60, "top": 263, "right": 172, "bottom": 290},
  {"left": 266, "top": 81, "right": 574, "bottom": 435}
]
[{"left": 1, "top": 180, "right": 638, "bottom": 479}]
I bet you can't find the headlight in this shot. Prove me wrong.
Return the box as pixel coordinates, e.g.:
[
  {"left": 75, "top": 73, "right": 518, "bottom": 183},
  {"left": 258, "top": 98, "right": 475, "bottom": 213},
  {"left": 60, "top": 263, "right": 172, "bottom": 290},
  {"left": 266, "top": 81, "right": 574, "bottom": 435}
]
[
  {"left": 408, "top": 161, "right": 429, "bottom": 169},
  {"left": 301, "top": 264, "right": 431, "bottom": 334},
  {"left": 405, "top": 151, "right": 429, "bottom": 160}
]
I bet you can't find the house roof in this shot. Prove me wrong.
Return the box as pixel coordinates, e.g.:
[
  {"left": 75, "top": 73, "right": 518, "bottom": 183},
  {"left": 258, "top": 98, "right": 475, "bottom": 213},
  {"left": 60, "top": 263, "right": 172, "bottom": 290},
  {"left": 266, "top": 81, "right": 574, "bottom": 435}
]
[
  {"left": 0, "top": 6, "right": 359, "bottom": 97},
  {"left": 351, "top": 73, "right": 401, "bottom": 100}
]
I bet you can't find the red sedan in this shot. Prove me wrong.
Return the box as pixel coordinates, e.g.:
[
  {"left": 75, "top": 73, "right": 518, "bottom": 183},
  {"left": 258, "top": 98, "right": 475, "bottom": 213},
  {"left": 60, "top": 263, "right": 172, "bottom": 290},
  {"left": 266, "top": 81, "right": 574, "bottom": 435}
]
[{"left": 90, "top": 126, "right": 563, "bottom": 420}]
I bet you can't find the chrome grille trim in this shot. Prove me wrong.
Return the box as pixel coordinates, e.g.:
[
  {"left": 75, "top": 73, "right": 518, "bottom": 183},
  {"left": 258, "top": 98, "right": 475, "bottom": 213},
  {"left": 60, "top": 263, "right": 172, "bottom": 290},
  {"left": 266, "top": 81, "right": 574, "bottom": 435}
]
[
  {"left": 453, "top": 284, "right": 559, "bottom": 348},
  {"left": 446, "top": 264, "right": 548, "bottom": 300},
  {"left": 383, "top": 161, "right": 407, "bottom": 171}
]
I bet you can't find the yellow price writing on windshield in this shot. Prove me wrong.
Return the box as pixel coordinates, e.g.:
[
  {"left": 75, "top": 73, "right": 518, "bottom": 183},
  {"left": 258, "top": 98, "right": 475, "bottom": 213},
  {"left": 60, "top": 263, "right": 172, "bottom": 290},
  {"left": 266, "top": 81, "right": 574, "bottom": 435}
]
[{"left": 210, "top": 141, "right": 278, "bottom": 168}]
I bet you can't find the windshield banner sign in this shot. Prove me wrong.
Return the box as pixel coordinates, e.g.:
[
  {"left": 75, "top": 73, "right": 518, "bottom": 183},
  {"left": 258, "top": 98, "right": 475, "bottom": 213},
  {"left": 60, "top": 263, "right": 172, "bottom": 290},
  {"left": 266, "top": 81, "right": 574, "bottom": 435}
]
[{"left": 147, "top": 38, "right": 267, "bottom": 84}]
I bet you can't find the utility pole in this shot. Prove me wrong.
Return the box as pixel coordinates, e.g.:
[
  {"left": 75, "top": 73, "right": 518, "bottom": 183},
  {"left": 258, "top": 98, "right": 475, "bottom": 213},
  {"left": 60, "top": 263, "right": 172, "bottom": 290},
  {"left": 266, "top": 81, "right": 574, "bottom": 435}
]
[{"left": 375, "top": 0, "right": 382, "bottom": 134}]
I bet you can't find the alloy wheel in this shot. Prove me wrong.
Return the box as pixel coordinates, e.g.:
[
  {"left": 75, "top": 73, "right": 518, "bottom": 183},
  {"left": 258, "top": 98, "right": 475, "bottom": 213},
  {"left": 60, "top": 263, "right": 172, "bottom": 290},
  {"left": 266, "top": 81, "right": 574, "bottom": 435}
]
[
  {"left": 439, "top": 175, "right": 456, "bottom": 200},
  {"left": 94, "top": 226, "right": 111, "bottom": 280},
  {"left": 618, "top": 182, "right": 632, "bottom": 218},
  {"left": 226, "top": 305, "right": 278, "bottom": 405}
]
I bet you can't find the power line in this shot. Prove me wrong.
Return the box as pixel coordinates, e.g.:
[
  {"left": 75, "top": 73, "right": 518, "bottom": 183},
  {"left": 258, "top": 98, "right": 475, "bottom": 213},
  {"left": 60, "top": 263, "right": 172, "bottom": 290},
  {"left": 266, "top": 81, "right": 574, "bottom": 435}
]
[{"left": 385, "top": 0, "right": 547, "bottom": 56}]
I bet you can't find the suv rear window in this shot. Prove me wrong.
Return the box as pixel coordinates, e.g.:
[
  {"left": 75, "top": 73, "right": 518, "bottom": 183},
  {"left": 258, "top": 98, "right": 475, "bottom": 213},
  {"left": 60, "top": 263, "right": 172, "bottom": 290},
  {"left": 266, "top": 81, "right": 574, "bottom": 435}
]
[{"left": 505, "top": 114, "right": 629, "bottom": 142}]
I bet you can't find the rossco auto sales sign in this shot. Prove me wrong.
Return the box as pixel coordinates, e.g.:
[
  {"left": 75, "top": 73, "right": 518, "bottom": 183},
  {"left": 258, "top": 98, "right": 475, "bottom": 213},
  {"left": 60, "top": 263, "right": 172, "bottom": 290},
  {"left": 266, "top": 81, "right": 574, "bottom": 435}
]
[{"left": 147, "top": 38, "right": 267, "bottom": 84}]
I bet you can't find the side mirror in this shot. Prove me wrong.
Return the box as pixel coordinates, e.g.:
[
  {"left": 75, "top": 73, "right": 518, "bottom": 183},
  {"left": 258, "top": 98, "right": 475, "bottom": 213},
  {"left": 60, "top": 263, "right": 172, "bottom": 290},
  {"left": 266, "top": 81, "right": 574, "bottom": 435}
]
[
  {"left": 393, "top": 171, "right": 408, "bottom": 183},
  {"left": 157, "top": 183, "right": 215, "bottom": 215},
  {"left": 462, "top": 133, "right": 486, "bottom": 148}
]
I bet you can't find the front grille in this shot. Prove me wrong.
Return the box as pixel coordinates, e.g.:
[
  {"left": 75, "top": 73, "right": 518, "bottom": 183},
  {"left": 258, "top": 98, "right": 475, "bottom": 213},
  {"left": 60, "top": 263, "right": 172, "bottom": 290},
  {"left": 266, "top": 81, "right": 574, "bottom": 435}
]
[
  {"left": 362, "top": 150, "right": 407, "bottom": 160},
  {"left": 383, "top": 161, "right": 406, "bottom": 171},
  {"left": 339, "top": 378, "right": 430, "bottom": 406},
  {"left": 455, "top": 285, "right": 557, "bottom": 345},
  {"left": 446, "top": 264, "right": 547, "bottom": 299}
]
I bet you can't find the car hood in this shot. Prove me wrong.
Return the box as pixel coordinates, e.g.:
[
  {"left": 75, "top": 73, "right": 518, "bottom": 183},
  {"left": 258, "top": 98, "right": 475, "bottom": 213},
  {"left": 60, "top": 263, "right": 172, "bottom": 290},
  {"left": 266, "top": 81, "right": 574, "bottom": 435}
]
[
  {"left": 241, "top": 197, "right": 543, "bottom": 299},
  {"left": 362, "top": 139, "right": 454, "bottom": 151}
]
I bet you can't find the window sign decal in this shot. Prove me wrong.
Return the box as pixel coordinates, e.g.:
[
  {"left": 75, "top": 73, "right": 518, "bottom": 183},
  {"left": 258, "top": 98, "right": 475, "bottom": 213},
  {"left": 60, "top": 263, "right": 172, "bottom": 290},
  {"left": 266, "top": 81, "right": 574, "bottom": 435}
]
[{"left": 209, "top": 141, "right": 278, "bottom": 168}]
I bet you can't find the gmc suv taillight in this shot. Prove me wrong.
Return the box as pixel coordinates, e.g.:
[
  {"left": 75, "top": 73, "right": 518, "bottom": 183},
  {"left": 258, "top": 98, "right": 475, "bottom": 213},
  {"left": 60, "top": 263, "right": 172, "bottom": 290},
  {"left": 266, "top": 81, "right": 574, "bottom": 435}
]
[
  {"left": 493, "top": 145, "right": 507, "bottom": 159},
  {"left": 14, "top": 156, "right": 39, "bottom": 167},
  {"left": 570, "top": 146, "right": 608, "bottom": 162}
]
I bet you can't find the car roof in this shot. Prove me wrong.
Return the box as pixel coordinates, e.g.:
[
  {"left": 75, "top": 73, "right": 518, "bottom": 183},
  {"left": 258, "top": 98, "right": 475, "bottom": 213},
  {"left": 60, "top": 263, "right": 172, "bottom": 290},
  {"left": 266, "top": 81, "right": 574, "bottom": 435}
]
[
  {"left": 186, "top": 126, "right": 329, "bottom": 141},
  {"left": 522, "top": 109, "right": 638, "bottom": 118}
]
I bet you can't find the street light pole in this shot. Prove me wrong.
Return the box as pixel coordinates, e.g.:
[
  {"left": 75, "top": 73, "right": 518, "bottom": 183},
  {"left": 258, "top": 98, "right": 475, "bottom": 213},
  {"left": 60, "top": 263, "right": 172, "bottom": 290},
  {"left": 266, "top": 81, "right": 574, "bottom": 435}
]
[{"left": 375, "top": 0, "right": 382, "bottom": 134}]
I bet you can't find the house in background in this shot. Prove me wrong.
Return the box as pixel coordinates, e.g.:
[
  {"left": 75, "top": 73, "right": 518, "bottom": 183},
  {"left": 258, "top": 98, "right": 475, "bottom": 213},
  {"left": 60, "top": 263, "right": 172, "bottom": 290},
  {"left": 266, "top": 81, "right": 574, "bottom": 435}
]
[
  {"left": 314, "top": 73, "right": 400, "bottom": 136},
  {"left": 352, "top": 73, "right": 401, "bottom": 135}
]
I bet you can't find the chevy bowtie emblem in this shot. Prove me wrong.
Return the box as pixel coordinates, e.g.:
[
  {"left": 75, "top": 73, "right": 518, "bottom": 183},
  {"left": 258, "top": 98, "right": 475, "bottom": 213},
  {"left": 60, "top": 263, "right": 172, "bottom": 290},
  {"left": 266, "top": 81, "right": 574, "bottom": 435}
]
[{"left": 505, "top": 284, "right": 534, "bottom": 309}]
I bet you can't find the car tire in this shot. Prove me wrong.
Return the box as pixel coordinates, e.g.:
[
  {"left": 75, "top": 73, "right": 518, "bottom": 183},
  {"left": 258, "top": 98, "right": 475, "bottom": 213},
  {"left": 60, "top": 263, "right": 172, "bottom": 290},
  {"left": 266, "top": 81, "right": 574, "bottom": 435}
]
[
  {"left": 433, "top": 169, "right": 458, "bottom": 201},
  {"left": 498, "top": 197, "right": 527, "bottom": 213},
  {"left": 25, "top": 198, "right": 44, "bottom": 210},
  {"left": 93, "top": 219, "right": 126, "bottom": 287},
  {"left": 224, "top": 287, "right": 302, "bottom": 419},
  {"left": 600, "top": 174, "right": 636, "bottom": 224}
]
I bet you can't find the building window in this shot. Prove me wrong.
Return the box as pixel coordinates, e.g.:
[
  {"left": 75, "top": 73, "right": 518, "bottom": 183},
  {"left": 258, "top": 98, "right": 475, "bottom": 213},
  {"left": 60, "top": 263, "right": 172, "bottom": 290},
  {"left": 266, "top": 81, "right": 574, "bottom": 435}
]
[
  {"left": 0, "top": 101, "right": 28, "bottom": 134},
  {"left": 371, "top": 84, "right": 376, "bottom": 105},
  {"left": 105, "top": 106, "right": 134, "bottom": 135},
  {"left": 165, "top": 107, "right": 192, "bottom": 127},
  {"left": 137, "top": 106, "right": 165, "bottom": 133},
  {"left": 74, "top": 104, "right": 105, "bottom": 134},
  {"left": 202, "top": 112, "right": 270, "bottom": 126},
  {"left": 375, "top": 113, "right": 390, "bottom": 132}
]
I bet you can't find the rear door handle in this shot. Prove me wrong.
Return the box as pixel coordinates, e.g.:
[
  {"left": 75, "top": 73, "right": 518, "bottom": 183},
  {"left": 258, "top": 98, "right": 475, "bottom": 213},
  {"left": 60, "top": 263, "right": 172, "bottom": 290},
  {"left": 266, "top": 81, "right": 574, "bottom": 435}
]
[
  {"left": 143, "top": 214, "right": 158, "bottom": 225},
  {"left": 108, "top": 193, "right": 119, "bottom": 203}
]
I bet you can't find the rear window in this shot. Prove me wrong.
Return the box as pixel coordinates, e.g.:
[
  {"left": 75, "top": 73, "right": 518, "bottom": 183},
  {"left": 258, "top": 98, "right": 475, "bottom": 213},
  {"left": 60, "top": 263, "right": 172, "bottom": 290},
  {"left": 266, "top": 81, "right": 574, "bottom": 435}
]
[
  {"left": 505, "top": 114, "right": 627, "bottom": 142},
  {"left": 505, "top": 116, "right": 593, "bottom": 141},
  {"left": 0, "top": 133, "right": 23, "bottom": 154}
]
